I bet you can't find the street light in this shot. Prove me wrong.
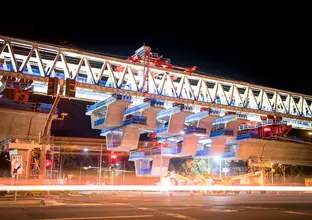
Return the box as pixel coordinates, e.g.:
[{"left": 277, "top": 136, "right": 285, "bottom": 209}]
[
  {"left": 271, "top": 163, "right": 274, "bottom": 185},
  {"left": 82, "top": 145, "right": 103, "bottom": 185},
  {"left": 214, "top": 156, "right": 222, "bottom": 178}
]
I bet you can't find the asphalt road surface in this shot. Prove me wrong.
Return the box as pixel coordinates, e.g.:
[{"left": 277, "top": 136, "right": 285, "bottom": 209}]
[{"left": 1, "top": 192, "right": 312, "bottom": 219}]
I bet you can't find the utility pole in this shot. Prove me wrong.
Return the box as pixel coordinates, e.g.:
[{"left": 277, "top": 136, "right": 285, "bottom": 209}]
[
  {"left": 99, "top": 144, "right": 102, "bottom": 185},
  {"left": 122, "top": 160, "right": 126, "bottom": 187},
  {"left": 283, "top": 164, "right": 286, "bottom": 185}
]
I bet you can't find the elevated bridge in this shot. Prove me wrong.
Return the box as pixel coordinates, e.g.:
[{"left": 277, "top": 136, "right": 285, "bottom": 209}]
[{"left": 1, "top": 35, "right": 312, "bottom": 179}]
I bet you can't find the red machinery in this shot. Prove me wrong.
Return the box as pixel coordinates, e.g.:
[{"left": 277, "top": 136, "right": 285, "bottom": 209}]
[
  {"left": 226, "top": 171, "right": 264, "bottom": 187},
  {"left": 200, "top": 107, "right": 212, "bottom": 112},
  {"left": 125, "top": 114, "right": 133, "bottom": 119},
  {"left": 259, "top": 124, "right": 291, "bottom": 138},
  {"left": 225, "top": 111, "right": 236, "bottom": 116},
  {"left": 0, "top": 76, "right": 33, "bottom": 102},
  {"left": 238, "top": 115, "right": 291, "bottom": 139},
  {"left": 127, "top": 46, "right": 197, "bottom": 73}
]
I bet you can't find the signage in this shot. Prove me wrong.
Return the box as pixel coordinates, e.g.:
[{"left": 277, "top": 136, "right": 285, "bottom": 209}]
[
  {"left": 9, "top": 149, "right": 18, "bottom": 159},
  {"left": 11, "top": 155, "right": 23, "bottom": 175}
]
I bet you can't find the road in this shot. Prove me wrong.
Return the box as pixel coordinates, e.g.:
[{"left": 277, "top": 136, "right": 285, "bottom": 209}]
[{"left": 0, "top": 192, "right": 312, "bottom": 219}]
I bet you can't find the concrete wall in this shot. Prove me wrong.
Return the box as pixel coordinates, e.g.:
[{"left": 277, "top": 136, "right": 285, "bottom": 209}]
[
  {"left": 237, "top": 139, "right": 312, "bottom": 166},
  {"left": 0, "top": 108, "right": 52, "bottom": 141}
]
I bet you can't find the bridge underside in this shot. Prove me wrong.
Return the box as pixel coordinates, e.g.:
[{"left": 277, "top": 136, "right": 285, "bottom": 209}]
[
  {"left": 0, "top": 108, "right": 54, "bottom": 141},
  {"left": 236, "top": 139, "right": 312, "bottom": 166}
]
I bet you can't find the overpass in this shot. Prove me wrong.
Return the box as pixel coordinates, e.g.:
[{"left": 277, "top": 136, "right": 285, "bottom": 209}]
[{"left": 7, "top": 136, "right": 135, "bottom": 152}]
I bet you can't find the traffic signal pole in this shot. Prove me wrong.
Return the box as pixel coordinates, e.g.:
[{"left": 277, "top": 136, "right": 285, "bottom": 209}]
[
  {"left": 99, "top": 144, "right": 102, "bottom": 185},
  {"left": 39, "top": 94, "right": 61, "bottom": 179},
  {"left": 39, "top": 79, "right": 65, "bottom": 180}
]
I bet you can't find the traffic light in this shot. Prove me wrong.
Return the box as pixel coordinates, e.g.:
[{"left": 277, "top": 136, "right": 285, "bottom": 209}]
[
  {"left": 45, "top": 151, "right": 53, "bottom": 168},
  {"left": 109, "top": 153, "right": 117, "bottom": 165},
  {"left": 47, "top": 77, "right": 58, "bottom": 96},
  {"left": 65, "top": 78, "right": 76, "bottom": 97},
  {"left": 45, "top": 160, "right": 52, "bottom": 168}
]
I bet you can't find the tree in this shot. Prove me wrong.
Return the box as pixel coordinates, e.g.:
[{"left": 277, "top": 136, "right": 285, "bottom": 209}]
[
  {"left": 174, "top": 158, "right": 209, "bottom": 177},
  {"left": 63, "top": 156, "right": 78, "bottom": 169},
  {"left": 59, "top": 147, "right": 78, "bottom": 176},
  {"left": 81, "top": 155, "right": 95, "bottom": 167}
]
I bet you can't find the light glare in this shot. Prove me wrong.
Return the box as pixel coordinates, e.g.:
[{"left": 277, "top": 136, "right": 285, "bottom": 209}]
[{"left": 0, "top": 185, "right": 311, "bottom": 192}]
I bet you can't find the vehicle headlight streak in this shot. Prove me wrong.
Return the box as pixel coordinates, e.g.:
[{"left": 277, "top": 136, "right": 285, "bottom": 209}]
[{"left": 0, "top": 185, "right": 311, "bottom": 192}]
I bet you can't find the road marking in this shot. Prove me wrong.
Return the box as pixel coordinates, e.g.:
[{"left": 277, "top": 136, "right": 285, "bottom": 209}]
[
  {"left": 282, "top": 211, "right": 312, "bottom": 216},
  {"left": 224, "top": 210, "right": 238, "bottom": 213},
  {"left": 205, "top": 208, "right": 237, "bottom": 212},
  {"left": 137, "top": 207, "right": 155, "bottom": 211},
  {"left": 166, "top": 213, "right": 197, "bottom": 220},
  {"left": 39, "top": 215, "right": 154, "bottom": 220},
  {"left": 111, "top": 203, "right": 129, "bottom": 206},
  {"left": 169, "top": 207, "right": 192, "bottom": 210},
  {"left": 180, "top": 203, "right": 205, "bottom": 207},
  {"left": 241, "top": 206, "right": 280, "bottom": 210},
  {"left": 65, "top": 203, "right": 102, "bottom": 206}
]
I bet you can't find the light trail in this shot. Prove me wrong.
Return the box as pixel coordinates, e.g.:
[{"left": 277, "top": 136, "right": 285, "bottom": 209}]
[{"left": 0, "top": 185, "right": 311, "bottom": 192}]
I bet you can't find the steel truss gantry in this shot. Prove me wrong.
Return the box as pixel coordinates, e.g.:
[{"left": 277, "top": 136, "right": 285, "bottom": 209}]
[{"left": 0, "top": 35, "right": 312, "bottom": 128}]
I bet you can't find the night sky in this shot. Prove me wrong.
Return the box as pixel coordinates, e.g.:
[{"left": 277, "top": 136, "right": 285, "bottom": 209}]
[{"left": 0, "top": 14, "right": 310, "bottom": 138}]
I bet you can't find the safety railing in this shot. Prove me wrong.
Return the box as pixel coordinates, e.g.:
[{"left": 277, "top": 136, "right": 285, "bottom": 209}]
[
  {"left": 210, "top": 128, "right": 234, "bottom": 137},
  {"left": 185, "top": 109, "right": 220, "bottom": 123},
  {"left": 213, "top": 115, "right": 236, "bottom": 125},
  {"left": 0, "top": 99, "right": 55, "bottom": 114},
  {"left": 107, "top": 141, "right": 120, "bottom": 149},
  {"left": 122, "top": 116, "right": 147, "bottom": 126},
  {"left": 94, "top": 117, "right": 105, "bottom": 127},
  {"left": 100, "top": 116, "right": 147, "bottom": 136},
  {"left": 236, "top": 132, "right": 254, "bottom": 140},
  {"left": 238, "top": 119, "right": 288, "bottom": 131},
  {"left": 138, "top": 168, "right": 152, "bottom": 175},
  {"left": 157, "top": 106, "right": 182, "bottom": 120},
  {"left": 223, "top": 151, "right": 236, "bottom": 158},
  {"left": 148, "top": 99, "right": 165, "bottom": 107},
  {"left": 130, "top": 146, "right": 182, "bottom": 159},
  {"left": 213, "top": 113, "right": 247, "bottom": 125},
  {"left": 162, "top": 147, "right": 181, "bottom": 155},
  {"left": 154, "top": 126, "right": 169, "bottom": 134},
  {"left": 86, "top": 96, "right": 115, "bottom": 113},
  {"left": 124, "top": 102, "right": 150, "bottom": 116},
  {"left": 184, "top": 127, "right": 206, "bottom": 135},
  {"left": 129, "top": 152, "right": 145, "bottom": 160},
  {"left": 195, "top": 149, "right": 210, "bottom": 157}
]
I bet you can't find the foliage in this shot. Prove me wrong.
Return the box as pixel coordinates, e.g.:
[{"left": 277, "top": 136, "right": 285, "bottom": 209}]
[
  {"left": 63, "top": 156, "right": 78, "bottom": 169},
  {"left": 173, "top": 158, "right": 209, "bottom": 177},
  {"left": 60, "top": 148, "right": 77, "bottom": 169},
  {"left": 81, "top": 155, "right": 95, "bottom": 167}
]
